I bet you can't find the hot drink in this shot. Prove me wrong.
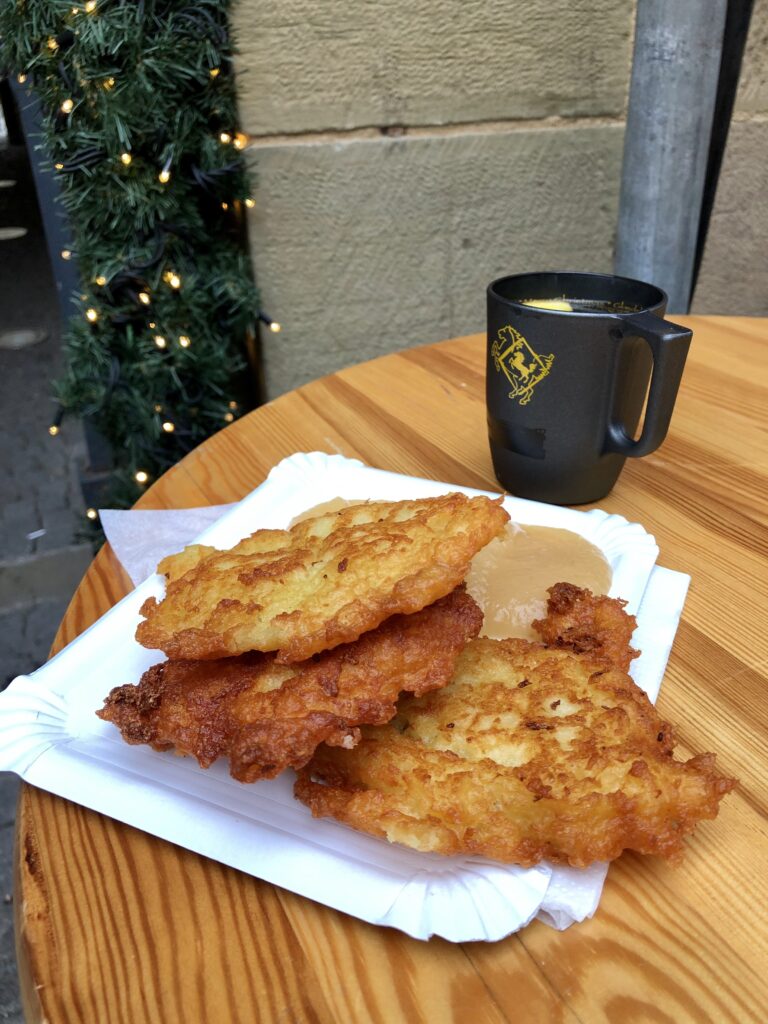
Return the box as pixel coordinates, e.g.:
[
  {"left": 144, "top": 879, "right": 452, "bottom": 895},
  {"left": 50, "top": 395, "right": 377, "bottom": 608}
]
[
  {"left": 520, "top": 297, "right": 642, "bottom": 314},
  {"left": 487, "top": 271, "right": 692, "bottom": 504}
]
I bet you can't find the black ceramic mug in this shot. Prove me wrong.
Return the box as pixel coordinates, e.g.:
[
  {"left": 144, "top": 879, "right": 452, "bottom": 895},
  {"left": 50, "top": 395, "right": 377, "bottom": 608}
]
[{"left": 486, "top": 271, "right": 692, "bottom": 505}]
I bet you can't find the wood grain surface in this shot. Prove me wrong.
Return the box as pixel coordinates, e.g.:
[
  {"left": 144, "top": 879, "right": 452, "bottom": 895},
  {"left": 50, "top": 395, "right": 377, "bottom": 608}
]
[{"left": 14, "top": 316, "right": 768, "bottom": 1023}]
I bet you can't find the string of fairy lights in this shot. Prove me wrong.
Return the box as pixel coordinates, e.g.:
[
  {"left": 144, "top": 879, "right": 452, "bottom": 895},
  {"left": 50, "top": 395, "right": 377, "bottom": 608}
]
[{"left": 3, "top": 0, "right": 280, "bottom": 525}]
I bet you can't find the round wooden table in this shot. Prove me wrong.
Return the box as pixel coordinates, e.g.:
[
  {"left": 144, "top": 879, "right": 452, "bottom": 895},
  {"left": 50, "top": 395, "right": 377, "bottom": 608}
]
[{"left": 15, "top": 317, "right": 768, "bottom": 1022}]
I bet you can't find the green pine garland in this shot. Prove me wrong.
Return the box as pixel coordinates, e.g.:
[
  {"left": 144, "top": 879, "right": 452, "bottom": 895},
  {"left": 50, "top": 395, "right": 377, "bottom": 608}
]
[{"left": 0, "top": 0, "right": 268, "bottom": 511}]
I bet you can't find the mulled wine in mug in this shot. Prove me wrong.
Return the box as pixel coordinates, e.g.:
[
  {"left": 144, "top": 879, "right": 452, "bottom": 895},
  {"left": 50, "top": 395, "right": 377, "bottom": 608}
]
[{"left": 486, "top": 271, "right": 692, "bottom": 505}]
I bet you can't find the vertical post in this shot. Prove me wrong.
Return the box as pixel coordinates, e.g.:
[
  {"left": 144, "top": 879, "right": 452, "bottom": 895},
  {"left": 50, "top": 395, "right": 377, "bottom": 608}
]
[
  {"left": 10, "top": 79, "right": 115, "bottom": 499},
  {"left": 9, "top": 79, "right": 81, "bottom": 326},
  {"left": 615, "top": 0, "right": 727, "bottom": 312}
]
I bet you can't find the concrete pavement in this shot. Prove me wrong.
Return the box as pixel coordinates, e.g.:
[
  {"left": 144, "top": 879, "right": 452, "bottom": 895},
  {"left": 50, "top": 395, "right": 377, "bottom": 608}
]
[{"left": 1, "top": 134, "right": 90, "bottom": 1022}]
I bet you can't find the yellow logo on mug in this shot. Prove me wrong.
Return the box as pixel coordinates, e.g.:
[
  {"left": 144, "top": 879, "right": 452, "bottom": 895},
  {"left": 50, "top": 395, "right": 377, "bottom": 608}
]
[{"left": 491, "top": 325, "right": 555, "bottom": 406}]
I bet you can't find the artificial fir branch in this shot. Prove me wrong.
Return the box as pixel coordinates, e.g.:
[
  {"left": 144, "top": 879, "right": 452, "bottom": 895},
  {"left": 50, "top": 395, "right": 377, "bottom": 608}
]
[{"left": 0, "top": 0, "right": 266, "bottom": 514}]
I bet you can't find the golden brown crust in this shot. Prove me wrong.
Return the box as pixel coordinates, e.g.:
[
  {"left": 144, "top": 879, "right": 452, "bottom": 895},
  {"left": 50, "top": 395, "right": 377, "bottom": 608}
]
[
  {"left": 135, "top": 493, "right": 508, "bottom": 662},
  {"left": 99, "top": 587, "right": 483, "bottom": 782},
  {"left": 296, "top": 590, "right": 735, "bottom": 867},
  {"left": 532, "top": 582, "right": 639, "bottom": 672}
]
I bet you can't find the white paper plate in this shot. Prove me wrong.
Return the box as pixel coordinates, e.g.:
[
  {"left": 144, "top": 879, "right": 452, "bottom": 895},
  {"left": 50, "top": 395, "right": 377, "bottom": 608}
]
[{"left": 0, "top": 452, "right": 688, "bottom": 942}]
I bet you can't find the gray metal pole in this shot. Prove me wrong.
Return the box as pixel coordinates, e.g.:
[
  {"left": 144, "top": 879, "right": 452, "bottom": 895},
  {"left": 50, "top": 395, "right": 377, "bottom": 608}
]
[{"left": 615, "top": 0, "right": 727, "bottom": 313}]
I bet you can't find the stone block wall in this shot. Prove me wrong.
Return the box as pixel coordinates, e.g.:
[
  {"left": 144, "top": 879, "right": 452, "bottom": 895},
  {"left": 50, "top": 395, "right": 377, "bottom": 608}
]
[
  {"left": 692, "top": 0, "right": 768, "bottom": 314},
  {"left": 247, "top": 125, "right": 624, "bottom": 396},
  {"left": 233, "top": 0, "right": 635, "bottom": 397},
  {"left": 233, "top": 0, "right": 764, "bottom": 398},
  {"left": 235, "top": 1, "right": 634, "bottom": 132}
]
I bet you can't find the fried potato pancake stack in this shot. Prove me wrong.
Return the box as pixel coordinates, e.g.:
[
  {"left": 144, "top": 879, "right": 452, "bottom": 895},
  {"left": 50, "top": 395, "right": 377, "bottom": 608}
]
[
  {"left": 136, "top": 493, "right": 509, "bottom": 662},
  {"left": 99, "top": 587, "right": 483, "bottom": 782},
  {"left": 102, "top": 486, "right": 734, "bottom": 871},
  {"left": 296, "top": 586, "right": 736, "bottom": 867}
]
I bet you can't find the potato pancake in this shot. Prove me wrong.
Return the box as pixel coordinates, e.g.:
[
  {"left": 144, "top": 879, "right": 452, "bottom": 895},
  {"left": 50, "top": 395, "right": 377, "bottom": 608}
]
[
  {"left": 101, "top": 587, "right": 483, "bottom": 782},
  {"left": 136, "top": 493, "right": 508, "bottom": 662},
  {"left": 296, "top": 589, "right": 735, "bottom": 867}
]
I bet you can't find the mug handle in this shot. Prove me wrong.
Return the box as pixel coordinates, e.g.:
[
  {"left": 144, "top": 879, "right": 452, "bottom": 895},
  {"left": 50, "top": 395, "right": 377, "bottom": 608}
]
[{"left": 604, "top": 310, "right": 692, "bottom": 458}]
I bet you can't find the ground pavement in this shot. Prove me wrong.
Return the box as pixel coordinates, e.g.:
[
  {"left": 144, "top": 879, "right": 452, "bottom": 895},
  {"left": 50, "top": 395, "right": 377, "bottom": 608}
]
[{"left": 1, "top": 133, "right": 90, "bottom": 1022}]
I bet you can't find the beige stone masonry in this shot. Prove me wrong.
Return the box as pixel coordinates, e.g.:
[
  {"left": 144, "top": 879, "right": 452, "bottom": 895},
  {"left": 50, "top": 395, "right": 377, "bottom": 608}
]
[
  {"left": 233, "top": 0, "right": 636, "bottom": 395},
  {"left": 246, "top": 123, "right": 623, "bottom": 398},
  {"left": 692, "top": 0, "right": 768, "bottom": 313},
  {"left": 233, "top": 0, "right": 634, "bottom": 134},
  {"left": 693, "top": 119, "right": 768, "bottom": 314},
  {"left": 734, "top": 0, "right": 768, "bottom": 114},
  {"left": 232, "top": 0, "right": 764, "bottom": 396}
]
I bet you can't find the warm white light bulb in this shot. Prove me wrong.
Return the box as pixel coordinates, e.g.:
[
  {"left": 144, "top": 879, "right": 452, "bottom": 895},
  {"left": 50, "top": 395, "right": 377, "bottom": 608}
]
[
  {"left": 178, "top": 335, "right": 191, "bottom": 348},
  {"left": 219, "top": 131, "right": 232, "bottom": 144},
  {"left": 17, "top": 73, "right": 27, "bottom": 84},
  {"left": 95, "top": 275, "right": 107, "bottom": 286},
  {"left": 120, "top": 152, "right": 132, "bottom": 166},
  {"left": 48, "top": 424, "right": 60, "bottom": 437},
  {"left": 85, "top": 307, "right": 99, "bottom": 323},
  {"left": 85, "top": 0, "right": 97, "bottom": 12},
  {"left": 224, "top": 412, "right": 234, "bottom": 423},
  {"left": 138, "top": 291, "right": 151, "bottom": 305},
  {"left": 154, "top": 335, "right": 167, "bottom": 349},
  {"left": 209, "top": 67, "right": 220, "bottom": 78},
  {"left": 158, "top": 168, "right": 171, "bottom": 184},
  {"left": 269, "top": 320, "right": 282, "bottom": 333},
  {"left": 61, "top": 249, "right": 72, "bottom": 260},
  {"left": 135, "top": 470, "right": 149, "bottom": 484},
  {"left": 167, "top": 273, "right": 181, "bottom": 289},
  {"left": 245, "top": 198, "right": 256, "bottom": 208},
  {"left": 61, "top": 98, "right": 74, "bottom": 114},
  {"left": 233, "top": 133, "right": 248, "bottom": 150},
  {"left": 54, "top": 162, "right": 64, "bottom": 171},
  {"left": 104, "top": 77, "right": 115, "bottom": 90},
  {"left": 162, "top": 421, "right": 175, "bottom": 433},
  {"left": 86, "top": 508, "right": 98, "bottom": 520}
]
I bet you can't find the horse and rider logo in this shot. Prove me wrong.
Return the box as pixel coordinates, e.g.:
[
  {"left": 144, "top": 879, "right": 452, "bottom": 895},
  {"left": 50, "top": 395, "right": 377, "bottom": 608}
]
[{"left": 491, "top": 325, "right": 554, "bottom": 406}]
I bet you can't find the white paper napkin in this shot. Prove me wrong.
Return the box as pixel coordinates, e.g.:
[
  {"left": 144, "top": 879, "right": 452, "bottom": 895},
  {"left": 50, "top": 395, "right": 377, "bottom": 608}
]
[
  {"left": 99, "top": 506, "right": 235, "bottom": 586},
  {"left": 98, "top": 502, "right": 690, "bottom": 932}
]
